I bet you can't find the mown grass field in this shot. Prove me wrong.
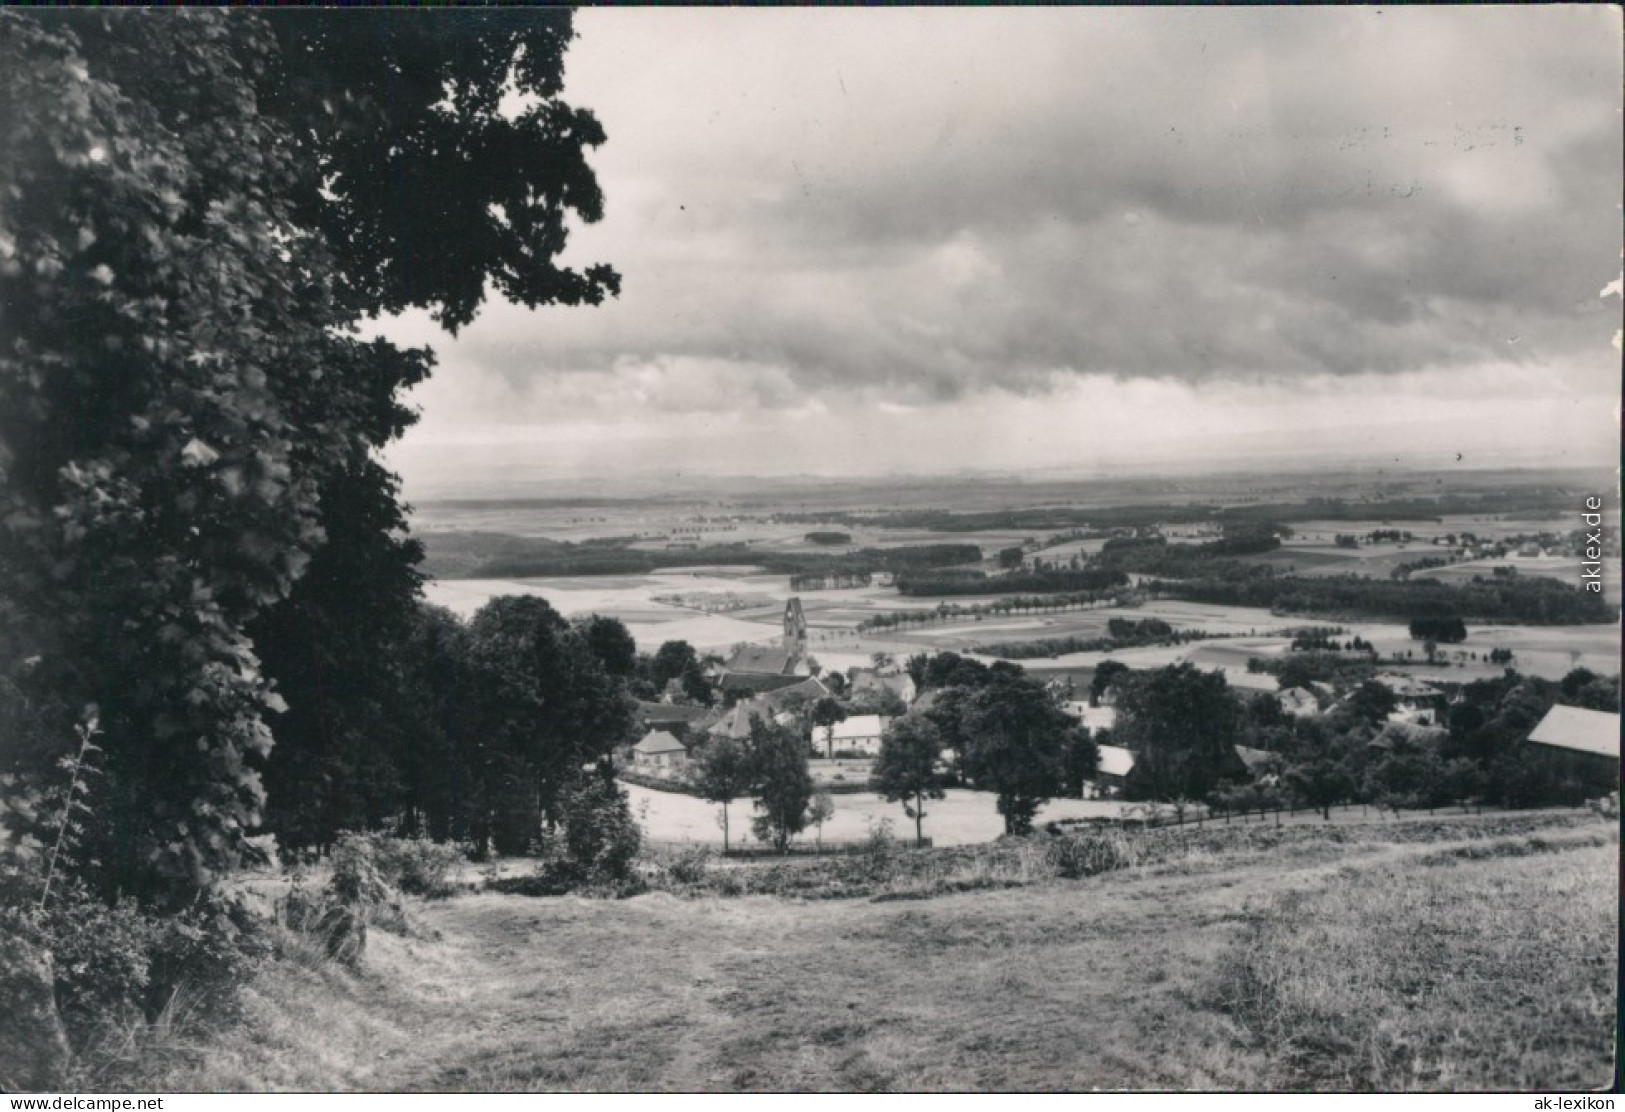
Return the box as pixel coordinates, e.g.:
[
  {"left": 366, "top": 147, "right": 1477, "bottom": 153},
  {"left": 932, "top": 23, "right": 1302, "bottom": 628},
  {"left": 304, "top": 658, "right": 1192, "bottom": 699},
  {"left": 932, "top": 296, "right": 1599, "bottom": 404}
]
[{"left": 114, "top": 811, "right": 1618, "bottom": 1093}]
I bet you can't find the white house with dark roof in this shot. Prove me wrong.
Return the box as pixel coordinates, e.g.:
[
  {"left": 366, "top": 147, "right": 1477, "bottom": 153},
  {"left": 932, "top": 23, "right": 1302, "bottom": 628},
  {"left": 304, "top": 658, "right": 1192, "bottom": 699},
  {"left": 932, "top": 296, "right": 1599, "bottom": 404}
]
[
  {"left": 818, "top": 714, "right": 890, "bottom": 758},
  {"left": 631, "top": 730, "right": 690, "bottom": 773}
]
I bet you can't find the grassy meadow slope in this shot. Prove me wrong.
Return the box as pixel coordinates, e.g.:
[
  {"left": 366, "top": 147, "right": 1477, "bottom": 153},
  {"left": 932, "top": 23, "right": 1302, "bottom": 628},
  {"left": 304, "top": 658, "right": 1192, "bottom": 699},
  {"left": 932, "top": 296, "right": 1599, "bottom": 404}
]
[{"left": 112, "top": 813, "right": 1617, "bottom": 1093}]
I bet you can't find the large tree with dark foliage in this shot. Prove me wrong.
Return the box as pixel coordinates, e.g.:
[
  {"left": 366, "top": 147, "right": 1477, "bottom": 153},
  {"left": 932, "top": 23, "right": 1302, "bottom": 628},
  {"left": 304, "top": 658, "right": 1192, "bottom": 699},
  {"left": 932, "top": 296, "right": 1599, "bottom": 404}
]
[
  {"left": 462, "top": 596, "right": 635, "bottom": 857},
  {"left": 1115, "top": 665, "right": 1245, "bottom": 802},
  {"left": 0, "top": 9, "right": 616, "bottom": 895},
  {"left": 953, "top": 669, "right": 1077, "bottom": 835}
]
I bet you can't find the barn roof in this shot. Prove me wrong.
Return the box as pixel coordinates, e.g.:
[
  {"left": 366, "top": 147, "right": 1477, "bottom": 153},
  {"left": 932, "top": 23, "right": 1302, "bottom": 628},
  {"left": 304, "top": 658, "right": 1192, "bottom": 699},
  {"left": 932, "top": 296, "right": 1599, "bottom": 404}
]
[
  {"left": 1527, "top": 705, "right": 1620, "bottom": 760},
  {"left": 1097, "top": 744, "right": 1135, "bottom": 779},
  {"left": 633, "top": 730, "right": 687, "bottom": 756}
]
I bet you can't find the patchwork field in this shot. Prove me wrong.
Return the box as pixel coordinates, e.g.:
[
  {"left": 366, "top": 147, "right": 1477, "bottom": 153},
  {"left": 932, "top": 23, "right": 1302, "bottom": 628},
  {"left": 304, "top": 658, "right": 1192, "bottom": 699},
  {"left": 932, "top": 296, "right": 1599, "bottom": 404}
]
[{"left": 130, "top": 812, "right": 1618, "bottom": 1092}]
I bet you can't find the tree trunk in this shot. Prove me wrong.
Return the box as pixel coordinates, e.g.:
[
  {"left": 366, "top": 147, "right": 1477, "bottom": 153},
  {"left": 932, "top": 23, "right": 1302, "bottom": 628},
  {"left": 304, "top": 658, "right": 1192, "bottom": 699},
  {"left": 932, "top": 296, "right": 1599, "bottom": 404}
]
[
  {"left": 914, "top": 794, "right": 924, "bottom": 847},
  {"left": 721, "top": 802, "right": 730, "bottom": 854}
]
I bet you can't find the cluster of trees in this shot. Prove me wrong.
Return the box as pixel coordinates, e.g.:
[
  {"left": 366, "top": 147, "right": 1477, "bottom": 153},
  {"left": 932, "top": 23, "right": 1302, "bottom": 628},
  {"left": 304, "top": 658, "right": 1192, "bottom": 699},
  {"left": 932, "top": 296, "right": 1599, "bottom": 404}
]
[
  {"left": 1145, "top": 570, "right": 1613, "bottom": 625},
  {"left": 1391, "top": 556, "right": 1452, "bottom": 580},
  {"left": 434, "top": 534, "right": 983, "bottom": 581},
  {"left": 0, "top": 9, "right": 618, "bottom": 901},
  {"left": 895, "top": 567, "right": 1128, "bottom": 597},
  {"left": 803, "top": 531, "right": 852, "bottom": 545},
  {"left": 1287, "top": 627, "right": 1364, "bottom": 652},
  {"left": 1408, "top": 615, "right": 1468, "bottom": 643},
  {"left": 858, "top": 588, "right": 1127, "bottom": 633},
  {"left": 688, "top": 716, "right": 832, "bottom": 853},
  {"left": 969, "top": 618, "right": 1208, "bottom": 661},
  {"left": 264, "top": 597, "right": 640, "bottom": 858},
  {"left": 904, "top": 662, "right": 1096, "bottom": 835},
  {"left": 1108, "top": 660, "right": 1618, "bottom": 817}
]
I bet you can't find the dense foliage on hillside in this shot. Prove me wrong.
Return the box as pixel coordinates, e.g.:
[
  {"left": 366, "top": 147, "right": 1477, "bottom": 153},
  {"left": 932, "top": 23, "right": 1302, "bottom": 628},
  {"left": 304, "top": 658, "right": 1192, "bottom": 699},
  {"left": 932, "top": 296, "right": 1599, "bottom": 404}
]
[
  {"left": 424, "top": 531, "right": 982, "bottom": 580},
  {"left": 897, "top": 566, "right": 1129, "bottom": 596},
  {"left": 0, "top": 8, "right": 616, "bottom": 896},
  {"left": 1144, "top": 570, "right": 1612, "bottom": 625}
]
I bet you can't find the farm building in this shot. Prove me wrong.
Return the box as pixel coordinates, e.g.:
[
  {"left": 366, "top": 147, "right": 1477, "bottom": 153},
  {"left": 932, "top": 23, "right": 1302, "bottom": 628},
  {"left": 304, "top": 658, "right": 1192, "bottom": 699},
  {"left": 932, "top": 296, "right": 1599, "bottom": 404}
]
[
  {"left": 1527, "top": 705, "right": 1619, "bottom": 761},
  {"left": 1374, "top": 674, "right": 1446, "bottom": 725},
  {"left": 635, "top": 700, "right": 716, "bottom": 740},
  {"left": 1523, "top": 705, "right": 1619, "bottom": 802},
  {"left": 708, "top": 702, "right": 762, "bottom": 742},
  {"left": 848, "top": 668, "right": 917, "bottom": 706},
  {"left": 756, "top": 675, "right": 830, "bottom": 717},
  {"left": 632, "top": 730, "right": 689, "bottom": 773},
  {"left": 1232, "top": 745, "right": 1281, "bottom": 783},
  {"left": 1277, "top": 686, "right": 1321, "bottom": 717},
  {"left": 819, "top": 714, "right": 891, "bottom": 758},
  {"left": 1092, "top": 744, "right": 1136, "bottom": 797}
]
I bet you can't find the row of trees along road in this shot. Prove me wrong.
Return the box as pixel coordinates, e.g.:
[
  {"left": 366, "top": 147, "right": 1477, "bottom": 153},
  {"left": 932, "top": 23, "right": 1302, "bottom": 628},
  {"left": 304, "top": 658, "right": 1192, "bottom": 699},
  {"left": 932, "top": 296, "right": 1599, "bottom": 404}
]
[{"left": 0, "top": 9, "right": 619, "bottom": 901}]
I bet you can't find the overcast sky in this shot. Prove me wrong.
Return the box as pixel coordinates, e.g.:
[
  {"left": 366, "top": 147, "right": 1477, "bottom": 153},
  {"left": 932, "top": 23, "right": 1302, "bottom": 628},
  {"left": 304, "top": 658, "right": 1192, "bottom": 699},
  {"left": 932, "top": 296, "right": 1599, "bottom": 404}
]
[{"left": 381, "top": 6, "right": 1622, "bottom": 497}]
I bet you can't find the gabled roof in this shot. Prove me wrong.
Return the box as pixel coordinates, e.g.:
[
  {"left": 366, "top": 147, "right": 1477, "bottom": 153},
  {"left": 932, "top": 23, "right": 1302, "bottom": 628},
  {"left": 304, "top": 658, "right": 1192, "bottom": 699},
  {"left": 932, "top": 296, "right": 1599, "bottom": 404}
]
[
  {"left": 724, "top": 644, "right": 795, "bottom": 675},
  {"left": 830, "top": 714, "right": 888, "bottom": 741},
  {"left": 1527, "top": 705, "right": 1620, "bottom": 759},
  {"left": 849, "top": 670, "right": 915, "bottom": 699},
  {"left": 635, "top": 701, "right": 714, "bottom": 725},
  {"left": 708, "top": 702, "right": 761, "bottom": 741},
  {"left": 1375, "top": 674, "right": 1443, "bottom": 699},
  {"left": 633, "top": 730, "right": 687, "bottom": 756},
  {"left": 1369, "top": 721, "right": 1448, "bottom": 750},
  {"left": 718, "top": 671, "right": 805, "bottom": 696},
  {"left": 1097, "top": 744, "right": 1135, "bottom": 778},
  {"left": 1277, "top": 687, "right": 1321, "bottom": 716},
  {"left": 1232, "top": 745, "right": 1277, "bottom": 772},
  {"left": 757, "top": 676, "right": 829, "bottom": 714}
]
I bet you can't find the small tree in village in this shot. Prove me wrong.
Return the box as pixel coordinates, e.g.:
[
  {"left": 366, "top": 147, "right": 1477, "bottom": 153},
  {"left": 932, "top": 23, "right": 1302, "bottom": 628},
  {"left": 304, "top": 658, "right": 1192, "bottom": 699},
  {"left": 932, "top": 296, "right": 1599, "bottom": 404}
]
[
  {"left": 690, "top": 735, "right": 754, "bottom": 854},
  {"left": 748, "top": 716, "right": 814, "bottom": 854},
  {"left": 873, "top": 713, "right": 947, "bottom": 846},
  {"left": 806, "top": 791, "right": 836, "bottom": 850}
]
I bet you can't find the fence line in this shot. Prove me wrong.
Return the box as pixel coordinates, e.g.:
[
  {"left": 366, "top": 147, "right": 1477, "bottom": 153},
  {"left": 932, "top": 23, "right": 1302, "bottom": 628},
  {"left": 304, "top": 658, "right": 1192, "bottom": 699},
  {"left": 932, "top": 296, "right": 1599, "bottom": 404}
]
[{"left": 642, "top": 836, "right": 930, "bottom": 858}]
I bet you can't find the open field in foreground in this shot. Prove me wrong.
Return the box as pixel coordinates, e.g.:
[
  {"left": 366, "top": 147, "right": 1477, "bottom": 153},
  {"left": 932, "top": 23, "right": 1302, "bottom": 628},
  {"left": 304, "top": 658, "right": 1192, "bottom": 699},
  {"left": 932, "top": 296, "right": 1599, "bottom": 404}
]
[{"left": 122, "top": 812, "right": 1617, "bottom": 1092}]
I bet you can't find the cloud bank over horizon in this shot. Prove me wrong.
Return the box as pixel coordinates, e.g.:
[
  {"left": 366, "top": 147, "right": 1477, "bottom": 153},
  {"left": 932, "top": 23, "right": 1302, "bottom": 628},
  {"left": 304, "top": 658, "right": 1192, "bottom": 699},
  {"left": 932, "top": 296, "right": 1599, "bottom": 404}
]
[{"left": 382, "top": 6, "right": 1622, "bottom": 495}]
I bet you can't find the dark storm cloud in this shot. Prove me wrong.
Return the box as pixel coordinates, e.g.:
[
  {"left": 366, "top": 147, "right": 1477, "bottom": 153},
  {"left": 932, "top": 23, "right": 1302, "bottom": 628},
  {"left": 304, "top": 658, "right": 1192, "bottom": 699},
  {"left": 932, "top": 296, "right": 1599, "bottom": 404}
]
[{"left": 431, "top": 5, "right": 1620, "bottom": 416}]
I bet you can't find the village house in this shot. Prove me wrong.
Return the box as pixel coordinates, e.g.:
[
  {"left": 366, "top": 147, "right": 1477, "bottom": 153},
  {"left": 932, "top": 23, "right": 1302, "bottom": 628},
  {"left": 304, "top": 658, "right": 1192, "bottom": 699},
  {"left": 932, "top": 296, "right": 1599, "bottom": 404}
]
[
  {"left": 1092, "top": 744, "right": 1135, "bottom": 797},
  {"left": 1373, "top": 674, "right": 1445, "bottom": 725},
  {"left": 631, "top": 729, "right": 690, "bottom": 774},
  {"left": 847, "top": 667, "right": 917, "bottom": 706},
  {"left": 1276, "top": 686, "right": 1321, "bottom": 718},
  {"left": 818, "top": 713, "right": 890, "bottom": 758},
  {"left": 634, "top": 700, "right": 717, "bottom": 741}
]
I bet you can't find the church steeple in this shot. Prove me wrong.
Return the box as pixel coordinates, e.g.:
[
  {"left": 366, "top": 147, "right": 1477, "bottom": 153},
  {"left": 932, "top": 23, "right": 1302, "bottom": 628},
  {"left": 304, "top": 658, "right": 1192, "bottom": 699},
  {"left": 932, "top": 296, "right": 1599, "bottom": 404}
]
[{"left": 782, "top": 596, "right": 807, "bottom": 655}]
